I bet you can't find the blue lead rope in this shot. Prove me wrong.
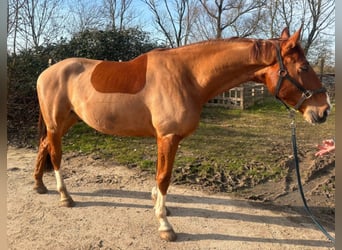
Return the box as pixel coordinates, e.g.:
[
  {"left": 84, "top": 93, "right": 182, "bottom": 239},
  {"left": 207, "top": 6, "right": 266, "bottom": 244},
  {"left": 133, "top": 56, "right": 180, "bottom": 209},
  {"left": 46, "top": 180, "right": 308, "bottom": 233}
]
[{"left": 290, "top": 113, "right": 335, "bottom": 244}]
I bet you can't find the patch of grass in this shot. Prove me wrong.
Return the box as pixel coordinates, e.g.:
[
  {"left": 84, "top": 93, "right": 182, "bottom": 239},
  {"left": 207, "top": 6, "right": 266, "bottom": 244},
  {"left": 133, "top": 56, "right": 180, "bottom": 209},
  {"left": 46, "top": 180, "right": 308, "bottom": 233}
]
[
  {"left": 140, "top": 160, "right": 156, "bottom": 172},
  {"left": 62, "top": 100, "right": 335, "bottom": 192},
  {"left": 247, "top": 97, "right": 287, "bottom": 112},
  {"left": 63, "top": 124, "right": 156, "bottom": 167}
]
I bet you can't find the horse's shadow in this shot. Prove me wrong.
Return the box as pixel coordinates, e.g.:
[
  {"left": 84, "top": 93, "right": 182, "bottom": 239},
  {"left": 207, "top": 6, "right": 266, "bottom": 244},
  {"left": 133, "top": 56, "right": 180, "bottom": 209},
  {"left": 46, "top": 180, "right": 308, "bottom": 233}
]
[
  {"left": 176, "top": 232, "right": 332, "bottom": 247},
  {"left": 58, "top": 188, "right": 335, "bottom": 247}
]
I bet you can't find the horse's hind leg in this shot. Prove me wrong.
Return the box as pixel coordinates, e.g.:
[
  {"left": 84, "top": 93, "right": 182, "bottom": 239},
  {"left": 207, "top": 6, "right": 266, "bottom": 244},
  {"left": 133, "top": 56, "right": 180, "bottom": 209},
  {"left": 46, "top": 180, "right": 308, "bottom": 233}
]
[
  {"left": 47, "top": 130, "right": 75, "bottom": 207},
  {"left": 33, "top": 137, "right": 49, "bottom": 194},
  {"left": 34, "top": 110, "right": 78, "bottom": 207}
]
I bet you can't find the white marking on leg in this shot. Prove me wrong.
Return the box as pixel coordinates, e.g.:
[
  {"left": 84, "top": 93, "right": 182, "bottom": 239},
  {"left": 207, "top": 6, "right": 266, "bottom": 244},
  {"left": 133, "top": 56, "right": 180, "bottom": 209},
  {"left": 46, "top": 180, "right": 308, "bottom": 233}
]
[
  {"left": 54, "top": 170, "right": 69, "bottom": 201},
  {"left": 54, "top": 170, "right": 63, "bottom": 191},
  {"left": 154, "top": 188, "right": 172, "bottom": 232},
  {"left": 151, "top": 186, "right": 158, "bottom": 203}
]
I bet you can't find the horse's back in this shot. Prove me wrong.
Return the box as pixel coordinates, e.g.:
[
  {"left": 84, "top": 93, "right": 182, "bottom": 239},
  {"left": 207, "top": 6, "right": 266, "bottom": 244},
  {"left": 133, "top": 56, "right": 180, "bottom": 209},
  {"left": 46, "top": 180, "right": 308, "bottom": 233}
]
[{"left": 37, "top": 58, "right": 99, "bottom": 87}]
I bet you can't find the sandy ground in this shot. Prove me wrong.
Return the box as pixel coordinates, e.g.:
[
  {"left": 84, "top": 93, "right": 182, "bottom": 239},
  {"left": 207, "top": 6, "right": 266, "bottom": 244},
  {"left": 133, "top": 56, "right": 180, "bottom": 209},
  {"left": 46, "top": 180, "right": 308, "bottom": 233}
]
[{"left": 7, "top": 146, "right": 335, "bottom": 249}]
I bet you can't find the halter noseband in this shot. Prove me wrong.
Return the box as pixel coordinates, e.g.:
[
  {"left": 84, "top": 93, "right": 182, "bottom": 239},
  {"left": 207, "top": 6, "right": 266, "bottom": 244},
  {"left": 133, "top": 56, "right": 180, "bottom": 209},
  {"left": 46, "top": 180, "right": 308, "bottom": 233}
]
[{"left": 274, "top": 45, "right": 326, "bottom": 111}]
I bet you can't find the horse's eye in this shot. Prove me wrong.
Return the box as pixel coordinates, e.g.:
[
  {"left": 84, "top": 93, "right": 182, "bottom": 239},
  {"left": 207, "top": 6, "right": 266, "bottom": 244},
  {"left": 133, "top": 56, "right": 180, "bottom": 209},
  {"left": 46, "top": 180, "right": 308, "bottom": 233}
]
[{"left": 300, "top": 64, "right": 309, "bottom": 72}]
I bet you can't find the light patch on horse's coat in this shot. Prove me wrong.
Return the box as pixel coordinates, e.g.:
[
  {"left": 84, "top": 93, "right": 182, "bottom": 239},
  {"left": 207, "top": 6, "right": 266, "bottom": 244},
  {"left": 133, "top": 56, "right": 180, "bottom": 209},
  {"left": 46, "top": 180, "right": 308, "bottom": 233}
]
[
  {"left": 54, "top": 170, "right": 68, "bottom": 201},
  {"left": 54, "top": 170, "right": 63, "bottom": 191},
  {"left": 154, "top": 187, "right": 173, "bottom": 232},
  {"left": 90, "top": 54, "right": 148, "bottom": 94}
]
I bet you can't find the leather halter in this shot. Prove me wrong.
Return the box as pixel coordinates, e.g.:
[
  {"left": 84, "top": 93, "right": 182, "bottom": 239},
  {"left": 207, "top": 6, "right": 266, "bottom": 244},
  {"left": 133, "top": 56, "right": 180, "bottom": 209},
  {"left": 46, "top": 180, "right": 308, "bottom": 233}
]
[{"left": 274, "top": 45, "right": 326, "bottom": 111}]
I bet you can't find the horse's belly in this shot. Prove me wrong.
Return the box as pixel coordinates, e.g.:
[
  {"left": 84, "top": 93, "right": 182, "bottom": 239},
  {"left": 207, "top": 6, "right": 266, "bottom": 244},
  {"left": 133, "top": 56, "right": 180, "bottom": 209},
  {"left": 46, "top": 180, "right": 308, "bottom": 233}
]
[{"left": 75, "top": 100, "right": 155, "bottom": 137}]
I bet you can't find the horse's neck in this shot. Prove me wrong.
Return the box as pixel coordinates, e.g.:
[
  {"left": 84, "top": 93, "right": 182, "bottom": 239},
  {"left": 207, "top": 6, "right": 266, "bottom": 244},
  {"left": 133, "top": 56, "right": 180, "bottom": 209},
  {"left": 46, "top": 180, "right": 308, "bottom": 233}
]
[{"left": 187, "top": 40, "right": 274, "bottom": 104}]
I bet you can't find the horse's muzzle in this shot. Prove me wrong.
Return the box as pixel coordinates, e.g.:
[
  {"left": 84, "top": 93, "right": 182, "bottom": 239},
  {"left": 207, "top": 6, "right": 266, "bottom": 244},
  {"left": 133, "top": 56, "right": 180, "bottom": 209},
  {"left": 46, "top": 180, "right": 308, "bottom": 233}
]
[{"left": 310, "top": 107, "right": 330, "bottom": 124}]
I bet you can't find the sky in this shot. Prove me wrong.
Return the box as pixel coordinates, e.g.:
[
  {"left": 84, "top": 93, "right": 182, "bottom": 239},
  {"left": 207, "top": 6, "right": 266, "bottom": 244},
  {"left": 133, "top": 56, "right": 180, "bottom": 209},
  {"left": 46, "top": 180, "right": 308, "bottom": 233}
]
[{"left": 8, "top": 0, "right": 335, "bottom": 61}]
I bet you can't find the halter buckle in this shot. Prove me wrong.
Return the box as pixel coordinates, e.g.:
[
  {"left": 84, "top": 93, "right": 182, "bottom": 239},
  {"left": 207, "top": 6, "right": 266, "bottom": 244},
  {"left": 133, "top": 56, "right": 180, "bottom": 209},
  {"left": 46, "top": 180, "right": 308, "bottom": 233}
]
[
  {"left": 278, "top": 69, "right": 288, "bottom": 77},
  {"left": 303, "top": 90, "right": 313, "bottom": 99}
]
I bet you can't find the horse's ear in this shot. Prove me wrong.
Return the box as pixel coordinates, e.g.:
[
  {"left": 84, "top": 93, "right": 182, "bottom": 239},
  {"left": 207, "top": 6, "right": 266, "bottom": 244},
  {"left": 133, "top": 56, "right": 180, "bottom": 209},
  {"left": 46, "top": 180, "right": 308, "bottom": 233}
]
[
  {"left": 280, "top": 27, "right": 290, "bottom": 39},
  {"left": 283, "top": 27, "right": 302, "bottom": 51}
]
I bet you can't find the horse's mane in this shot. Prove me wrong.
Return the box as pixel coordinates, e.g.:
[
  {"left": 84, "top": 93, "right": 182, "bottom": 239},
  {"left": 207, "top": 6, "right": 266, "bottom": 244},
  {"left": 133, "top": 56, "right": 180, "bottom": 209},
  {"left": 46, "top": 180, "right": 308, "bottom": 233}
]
[
  {"left": 248, "top": 38, "right": 277, "bottom": 63},
  {"left": 220, "top": 37, "right": 278, "bottom": 63},
  {"left": 152, "top": 37, "right": 278, "bottom": 64}
]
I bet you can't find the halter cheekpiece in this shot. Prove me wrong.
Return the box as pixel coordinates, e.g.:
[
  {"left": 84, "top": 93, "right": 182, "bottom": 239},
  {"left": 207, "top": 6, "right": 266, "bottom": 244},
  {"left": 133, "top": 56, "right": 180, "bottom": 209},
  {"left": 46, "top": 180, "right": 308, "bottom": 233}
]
[{"left": 274, "top": 45, "right": 326, "bottom": 111}]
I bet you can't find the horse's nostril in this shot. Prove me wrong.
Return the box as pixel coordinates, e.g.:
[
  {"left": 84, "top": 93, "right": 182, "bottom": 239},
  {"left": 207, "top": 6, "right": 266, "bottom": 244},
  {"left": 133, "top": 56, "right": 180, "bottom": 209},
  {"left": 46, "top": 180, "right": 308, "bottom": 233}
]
[
  {"left": 320, "top": 115, "right": 327, "bottom": 123},
  {"left": 323, "top": 107, "right": 330, "bottom": 118},
  {"left": 317, "top": 109, "right": 329, "bottom": 123}
]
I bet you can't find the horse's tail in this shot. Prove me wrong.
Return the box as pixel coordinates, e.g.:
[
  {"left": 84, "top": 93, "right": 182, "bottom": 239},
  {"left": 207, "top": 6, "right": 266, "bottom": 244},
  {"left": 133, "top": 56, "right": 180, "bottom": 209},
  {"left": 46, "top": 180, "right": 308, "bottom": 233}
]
[{"left": 38, "top": 110, "right": 54, "bottom": 172}]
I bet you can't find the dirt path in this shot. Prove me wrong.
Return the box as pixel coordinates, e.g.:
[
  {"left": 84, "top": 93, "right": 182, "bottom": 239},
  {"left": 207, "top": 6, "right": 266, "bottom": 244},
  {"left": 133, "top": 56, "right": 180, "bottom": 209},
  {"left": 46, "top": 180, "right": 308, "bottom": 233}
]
[{"left": 7, "top": 146, "right": 335, "bottom": 249}]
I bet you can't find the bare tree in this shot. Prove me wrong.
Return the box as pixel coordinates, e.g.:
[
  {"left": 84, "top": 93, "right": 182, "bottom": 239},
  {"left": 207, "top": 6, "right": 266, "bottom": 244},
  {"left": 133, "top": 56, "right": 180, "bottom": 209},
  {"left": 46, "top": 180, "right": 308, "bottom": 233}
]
[
  {"left": 198, "top": 0, "right": 266, "bottom": 39},
  {"left": 102, "top": 0, "right": 136, "bottom": 31},
  {"left": 68, "top": 0, "right": 104, "bottom": 34},
  {"left": 257, "top": 1, "right": 284, "bottom": 38},
  {"left": 257, "top": 0, "right": 334, "bottom": 72},
  {"left": 302, "top": 0, "right": 335, "bottom": 55},
  {"left": 313, "top": 37, "right": 334, "bottom": 75},
  {"left": 272, "top": 0, "right": 334, "bottom": 55},
  {"left": 143, "top": 0, "right": 199, "bottom": 47},
  {"left": 7, "top": 0, "right": 25, "bottom": 55},
  {"left": 279, "top": 0, "right": 296, "bottom": 29},
  {"left": 18, "top": 0, "right": 64, "bottom": 50}
]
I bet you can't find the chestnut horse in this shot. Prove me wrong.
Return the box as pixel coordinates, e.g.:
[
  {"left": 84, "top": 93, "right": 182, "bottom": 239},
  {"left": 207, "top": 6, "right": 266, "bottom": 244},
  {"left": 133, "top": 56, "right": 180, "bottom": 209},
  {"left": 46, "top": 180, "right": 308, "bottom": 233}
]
[{"left": 34, "top": 27, "right": 330, "bottom": 241}]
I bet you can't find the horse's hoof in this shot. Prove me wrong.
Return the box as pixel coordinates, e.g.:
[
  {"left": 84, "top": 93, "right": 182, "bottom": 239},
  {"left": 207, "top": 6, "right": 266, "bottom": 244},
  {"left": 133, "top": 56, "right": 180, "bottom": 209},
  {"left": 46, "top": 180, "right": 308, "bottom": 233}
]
[
  {"left": 159, "top": 229, "right": 177, "bottom": 242},
  {"left": 59, "top": 197, "right": 75, "bottom": 207},
  {"left": 33, "top": 185, "right": 48, "bottom": 194}
]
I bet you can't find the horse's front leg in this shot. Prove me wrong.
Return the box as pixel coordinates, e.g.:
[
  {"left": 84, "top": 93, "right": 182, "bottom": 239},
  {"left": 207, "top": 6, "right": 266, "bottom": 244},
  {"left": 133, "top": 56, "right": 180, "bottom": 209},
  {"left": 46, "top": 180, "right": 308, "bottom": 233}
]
[{"left": 153, "top": 134, "right": 182, "bottom": 241}]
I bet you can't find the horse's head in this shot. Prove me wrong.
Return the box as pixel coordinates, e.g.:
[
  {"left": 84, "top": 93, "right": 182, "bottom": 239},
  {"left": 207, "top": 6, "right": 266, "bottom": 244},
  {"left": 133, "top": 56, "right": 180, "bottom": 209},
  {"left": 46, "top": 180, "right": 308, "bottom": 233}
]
[{"left": 260, "top": 27, "right": 331, "bottom": 124}]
